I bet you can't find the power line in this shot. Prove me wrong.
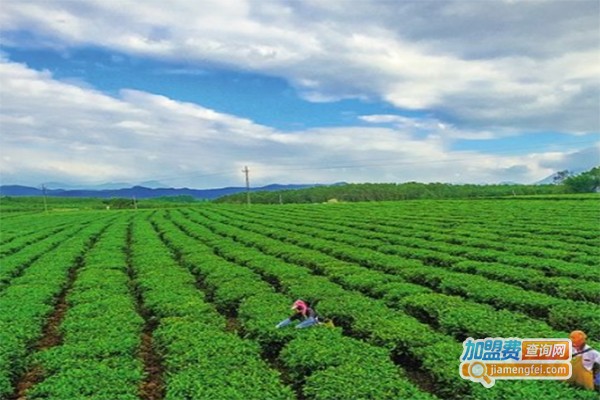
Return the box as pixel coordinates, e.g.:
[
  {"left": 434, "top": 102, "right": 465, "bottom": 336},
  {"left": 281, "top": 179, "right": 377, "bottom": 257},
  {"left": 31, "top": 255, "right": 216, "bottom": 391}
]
[{"left": 69, "top": 138, "right": 598, "bottom": 186}]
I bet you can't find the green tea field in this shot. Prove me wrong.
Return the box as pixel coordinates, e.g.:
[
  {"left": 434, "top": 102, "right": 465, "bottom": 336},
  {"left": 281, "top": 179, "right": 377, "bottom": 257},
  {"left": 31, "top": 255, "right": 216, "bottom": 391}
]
[{"left": 1, "top": 198, "right": 599, "bottom": 399}]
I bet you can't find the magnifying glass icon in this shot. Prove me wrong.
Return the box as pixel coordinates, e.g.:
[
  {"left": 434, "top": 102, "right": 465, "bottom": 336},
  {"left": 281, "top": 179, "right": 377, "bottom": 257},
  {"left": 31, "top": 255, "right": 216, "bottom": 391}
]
[{"left": 469, "top": 361, "right": 492, "bottom": 385}]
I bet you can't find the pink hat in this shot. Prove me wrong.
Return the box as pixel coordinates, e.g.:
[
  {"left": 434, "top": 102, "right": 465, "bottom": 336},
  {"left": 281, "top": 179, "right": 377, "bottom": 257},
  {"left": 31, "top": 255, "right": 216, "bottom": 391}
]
[{"left": 292, "top": 300, "right": 308, "bottom": 314}]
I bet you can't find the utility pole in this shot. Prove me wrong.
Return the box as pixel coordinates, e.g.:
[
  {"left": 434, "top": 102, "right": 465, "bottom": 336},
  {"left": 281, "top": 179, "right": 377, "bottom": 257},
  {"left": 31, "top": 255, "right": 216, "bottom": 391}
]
[
  {"left": 242, "top": 166, "right": 251, "bottom": 206},
  {"left": 42, "top": 184, "right": 48, "bottom": 213}
]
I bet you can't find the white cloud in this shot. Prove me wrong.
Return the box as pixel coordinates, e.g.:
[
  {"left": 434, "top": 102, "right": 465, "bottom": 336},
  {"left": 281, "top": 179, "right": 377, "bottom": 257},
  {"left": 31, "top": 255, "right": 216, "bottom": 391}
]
[
  {"left": 359, "top": 114, "right": 499, "bottom": 140},
  {"left": 1, "top": 0, "right": 598, "bottom": 133},
  {"left": 1, "top": 59, "right": 597, "bottom": 187}
]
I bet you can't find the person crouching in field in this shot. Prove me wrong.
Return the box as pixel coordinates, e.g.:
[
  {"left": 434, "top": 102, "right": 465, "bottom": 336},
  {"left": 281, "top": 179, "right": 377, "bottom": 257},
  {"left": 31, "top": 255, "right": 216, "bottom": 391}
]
[
  {"left": 276, "top": 299, "right": 319, "bottom": 329},
  {"left": 568, "top": 330, "right": 600, "bottom": 391}
]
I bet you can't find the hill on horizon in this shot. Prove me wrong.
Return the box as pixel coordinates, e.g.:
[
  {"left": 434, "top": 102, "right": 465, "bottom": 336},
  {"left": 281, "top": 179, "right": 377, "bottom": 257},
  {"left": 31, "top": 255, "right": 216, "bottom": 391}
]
[{"left": 0, "top": 183, "right": 338, "bottom": 200}]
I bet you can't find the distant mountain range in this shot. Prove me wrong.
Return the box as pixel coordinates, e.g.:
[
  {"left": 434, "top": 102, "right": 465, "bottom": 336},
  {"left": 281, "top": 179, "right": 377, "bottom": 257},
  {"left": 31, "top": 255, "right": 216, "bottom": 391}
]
[
  {"left": 3, "top": 169, "right": 589, "bottom": 199},
  {"left": 0, "top": 183, "right": 336, "bottom": 200},
  {"left": 41, "top": 180, "right": 169, "bottom": 190},
  {"left": 534, "top": 168, "right": 589, "bottom": 185}
]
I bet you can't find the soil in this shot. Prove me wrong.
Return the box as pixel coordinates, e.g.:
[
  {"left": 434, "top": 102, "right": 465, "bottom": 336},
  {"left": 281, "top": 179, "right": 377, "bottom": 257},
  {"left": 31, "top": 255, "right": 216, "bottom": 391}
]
[
  {"left": 12, "top": 266, "right": 76, "bottom": 400},
  {"left": 225, "top": 316, "right": 241, "bottom": 333},
  {"left": 139, "top": 328, "right": 164, "bottom": 400},
  {"left": 126, "top": 222, "right": 165, "bottom": 400}
]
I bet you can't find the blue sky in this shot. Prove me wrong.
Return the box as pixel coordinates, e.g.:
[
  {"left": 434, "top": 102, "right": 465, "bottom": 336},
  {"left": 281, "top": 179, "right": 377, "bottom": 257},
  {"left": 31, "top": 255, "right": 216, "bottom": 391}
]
[
  {"left": 1, "top": 0, "right": 598, "bottom": 188},
  {"left": 5, "top": 46, "right": 426, "bottom": 131}
]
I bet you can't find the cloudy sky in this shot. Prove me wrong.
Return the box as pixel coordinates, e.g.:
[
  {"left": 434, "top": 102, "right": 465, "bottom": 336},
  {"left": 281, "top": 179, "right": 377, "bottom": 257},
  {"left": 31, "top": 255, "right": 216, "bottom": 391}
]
[{"left": 1, "top": 0, "right": 598, "bottom": 189}]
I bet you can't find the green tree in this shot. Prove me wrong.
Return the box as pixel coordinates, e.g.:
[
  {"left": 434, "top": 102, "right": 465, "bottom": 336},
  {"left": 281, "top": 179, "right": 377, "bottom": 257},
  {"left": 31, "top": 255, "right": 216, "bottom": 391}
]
[
  {"left": 102, "top": 197, "right": 135, "bottom": 209},
  {"left": 563, "top": 167, "right": 600, "bottom": 193},
  {"left": 553, "top": 169, "right": 571, "bottom": 184}
]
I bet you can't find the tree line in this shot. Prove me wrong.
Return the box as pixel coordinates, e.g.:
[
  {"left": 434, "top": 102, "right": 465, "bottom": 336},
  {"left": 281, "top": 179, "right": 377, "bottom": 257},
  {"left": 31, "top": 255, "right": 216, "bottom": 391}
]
[
  {"left": 558, "top": 167, "right": 600, "bottom": 193},
  {"left": 215, "top": 167, "right": 599, "bottom": 204}
]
